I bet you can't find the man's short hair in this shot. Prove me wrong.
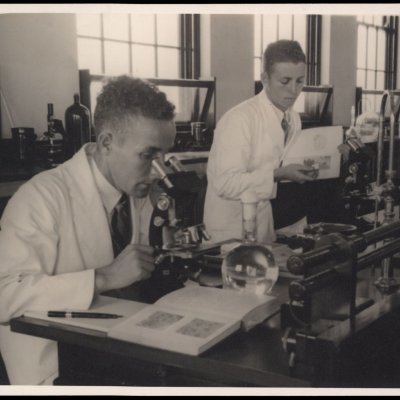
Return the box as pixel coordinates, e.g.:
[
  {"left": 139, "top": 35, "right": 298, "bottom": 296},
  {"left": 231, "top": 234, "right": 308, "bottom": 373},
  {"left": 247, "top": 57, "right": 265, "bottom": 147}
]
[
  {"left": 263, "top": 40, "right": 306, "bottom": 75},
  {"left": 94, "top": 75, "right": 175, "bottom": 136}
]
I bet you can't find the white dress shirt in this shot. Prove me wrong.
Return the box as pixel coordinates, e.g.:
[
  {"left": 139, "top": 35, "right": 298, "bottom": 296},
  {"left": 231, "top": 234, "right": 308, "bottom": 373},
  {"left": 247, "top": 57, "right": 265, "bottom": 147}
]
[{"left": 89, "top": 155, "right": 127, "bottom": 227}]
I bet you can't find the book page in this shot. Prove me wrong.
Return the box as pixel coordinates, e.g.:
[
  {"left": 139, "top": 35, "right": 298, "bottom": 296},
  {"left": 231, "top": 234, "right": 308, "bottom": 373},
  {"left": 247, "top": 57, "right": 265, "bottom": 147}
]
[
  {"left": 154, "top": 285, "right": 275, "bottom": 327},
  {"left": 108, "top": 304, "right": 240, "bottom": 355},
  {"left": 282, "top": 125, "right": 343, "bottom": 180}
]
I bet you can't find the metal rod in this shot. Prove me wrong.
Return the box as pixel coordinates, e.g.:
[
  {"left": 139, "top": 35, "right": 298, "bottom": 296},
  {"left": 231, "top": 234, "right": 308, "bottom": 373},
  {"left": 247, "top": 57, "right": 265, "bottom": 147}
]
[
  {"left": 376, "top": 91, "right": 389, "bottom": 187},
  {"left": 374, "top": 91, "right": 389, "bottom": 228},
  {"left": 286, "top": 220, "right": 400, "bottom": 275},
  {"left": 357, "top": 238, "right": 400, "bottom": 271},
  {"left": 363, "top": 220, "right": 400, "bottom": 245},
  {"left": 289, "top": 237, "right": 400, "bottom": 300},
  {"left": 389, "top": 96, "right": 395, "bottom": 173}
]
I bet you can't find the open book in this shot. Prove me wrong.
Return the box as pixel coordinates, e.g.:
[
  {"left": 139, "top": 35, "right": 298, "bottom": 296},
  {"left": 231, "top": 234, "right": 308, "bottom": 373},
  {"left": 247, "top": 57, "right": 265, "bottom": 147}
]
[
  {"left": 282, "top": 125, "right": 343, "bottom": 180},
  {"left": 108, "top": 285, "right": 275, "bottom": 356}
]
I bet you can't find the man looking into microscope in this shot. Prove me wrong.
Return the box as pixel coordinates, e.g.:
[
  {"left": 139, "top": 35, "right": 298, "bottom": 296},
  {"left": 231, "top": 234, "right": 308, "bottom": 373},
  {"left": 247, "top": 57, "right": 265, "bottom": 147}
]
[{"left": 0, "top": 76, "right": 176, "bottom": 385}]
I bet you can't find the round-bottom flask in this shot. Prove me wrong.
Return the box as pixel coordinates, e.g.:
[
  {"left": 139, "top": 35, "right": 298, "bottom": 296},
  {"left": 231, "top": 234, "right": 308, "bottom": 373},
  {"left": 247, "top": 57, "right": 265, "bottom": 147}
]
[
  {"left": 221, "top": 191, "right": 278, "bottom": 295},
  {"left": 221, "top": 243, "right": 278, "bottom": 295}
]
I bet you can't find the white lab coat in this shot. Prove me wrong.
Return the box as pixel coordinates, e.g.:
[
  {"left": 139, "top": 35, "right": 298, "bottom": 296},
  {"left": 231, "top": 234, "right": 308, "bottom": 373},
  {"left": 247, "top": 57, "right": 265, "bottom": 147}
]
[
  {"left": 203, "top": 90, "right": 302, "bottom": 244},
  {"left": 0, "top": 144, "right": 153, "bottom": 385}
]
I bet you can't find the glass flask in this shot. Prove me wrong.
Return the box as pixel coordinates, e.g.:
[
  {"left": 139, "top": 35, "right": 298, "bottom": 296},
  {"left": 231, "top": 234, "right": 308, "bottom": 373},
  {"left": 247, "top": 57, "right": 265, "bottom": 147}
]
[{"left": 221, "top": 191, "right": 279, "bottom": 295}]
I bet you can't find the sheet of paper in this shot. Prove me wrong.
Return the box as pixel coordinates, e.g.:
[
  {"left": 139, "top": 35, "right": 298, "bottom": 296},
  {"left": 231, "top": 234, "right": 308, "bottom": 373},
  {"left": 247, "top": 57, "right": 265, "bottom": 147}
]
[{"left": 282, "top": 125, "right": 343, "bottom": 180}]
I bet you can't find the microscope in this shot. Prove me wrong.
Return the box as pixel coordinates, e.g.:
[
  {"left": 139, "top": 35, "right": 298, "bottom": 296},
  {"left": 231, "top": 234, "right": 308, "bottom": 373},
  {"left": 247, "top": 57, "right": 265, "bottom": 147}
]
[
  {"left": 141, "top": 156, "right": 221, "bottom": 302},
  {"left": 339, "top": 108, "right": 376, "bottom": 226}
]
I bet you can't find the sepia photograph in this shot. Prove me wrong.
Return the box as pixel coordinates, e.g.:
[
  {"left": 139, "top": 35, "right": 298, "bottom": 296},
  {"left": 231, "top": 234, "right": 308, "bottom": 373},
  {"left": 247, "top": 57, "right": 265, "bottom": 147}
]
[{"left": 1, "top": 2, "right": 400, "bottom": 396}]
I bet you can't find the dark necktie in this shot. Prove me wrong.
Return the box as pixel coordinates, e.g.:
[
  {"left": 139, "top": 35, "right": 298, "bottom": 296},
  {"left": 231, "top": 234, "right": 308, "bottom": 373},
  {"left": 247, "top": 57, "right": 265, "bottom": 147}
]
[
  {"left": 110, "top": 193, "right": 132, "bottom": 257},
  {"left": 281, "top": 112, "right": 290, "bottom": 145}
]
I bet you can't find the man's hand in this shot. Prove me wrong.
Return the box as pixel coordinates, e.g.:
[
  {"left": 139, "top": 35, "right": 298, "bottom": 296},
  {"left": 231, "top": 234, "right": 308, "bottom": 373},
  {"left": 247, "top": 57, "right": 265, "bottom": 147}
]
[
  {"left": 94, "top": 244, "right": 155, "bottom": 294},
  {"left": 274, "top": 163, "right": 319, "bottom": 183}
]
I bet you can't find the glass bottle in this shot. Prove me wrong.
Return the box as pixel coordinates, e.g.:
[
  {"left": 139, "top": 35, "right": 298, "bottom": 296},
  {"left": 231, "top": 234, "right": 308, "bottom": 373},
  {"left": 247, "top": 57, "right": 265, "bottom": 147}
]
[
  {"left": 65, "top": 93, "right": 91, "bottom": 157},
  {"left": 47, "top": 103, "right": 55, "bottom": 137},
  {"left": 221, "top": 191, "right": 278, "bottom": 295},
  {"left": 44, "top": 103, "right": 64, "bottom": 167}
]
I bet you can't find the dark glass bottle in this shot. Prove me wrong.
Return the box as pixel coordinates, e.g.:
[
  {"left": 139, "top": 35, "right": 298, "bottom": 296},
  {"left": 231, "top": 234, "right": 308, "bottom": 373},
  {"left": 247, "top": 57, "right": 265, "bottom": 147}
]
[
  {"left": 47, "top": 103, "right": 55, "bottom": 137},
  {"left": 65, "top": 93, "right": 91, "bottom": 156}
]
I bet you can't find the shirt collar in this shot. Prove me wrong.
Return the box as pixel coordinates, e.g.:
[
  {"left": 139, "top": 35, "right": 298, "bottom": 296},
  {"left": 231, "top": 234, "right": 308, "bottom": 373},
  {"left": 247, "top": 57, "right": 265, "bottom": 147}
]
[
  {"left": 89, "top": 154, "right": 122, "bottom": 214},
  {"left": 258, "top": 90, "right": 292, "bottom": 122}
]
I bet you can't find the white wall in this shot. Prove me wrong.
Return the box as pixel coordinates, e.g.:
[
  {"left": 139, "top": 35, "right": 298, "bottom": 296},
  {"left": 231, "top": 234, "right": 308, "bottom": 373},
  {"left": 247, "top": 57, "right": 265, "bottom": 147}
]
[
  {"left": 207, "top": 14, "right": 254, "bottom": 121},
  {"left": 0, "top": 13, "right": 79, "bottom": 138},
  {"left": 328, "top": 16, "right": 358, "bottom": 127}
]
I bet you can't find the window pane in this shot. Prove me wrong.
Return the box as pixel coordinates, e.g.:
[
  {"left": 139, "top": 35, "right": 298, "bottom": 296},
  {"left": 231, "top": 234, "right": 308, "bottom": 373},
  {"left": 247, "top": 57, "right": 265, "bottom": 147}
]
[
  {"left": 364, "top": 15, "right": 373, "bottom": 24},
  {"left": 77, "top": 38, "right": 102, "bottom": 74},
  {"left": 373, "top": 96, "right": 380, "bottom": 114},
  {"left": 367, "top": 70, "right": 376, "bottom": 89},
  {"left": 254, "top": 58, "right": 261, "bottom": 80},
  {"left": 262, "top": 14, "right": 278, "bottom": 50},
  {"left": 76, "top": 14, "right": 101, "bottom": 37},
  {"left": 373, "top": 16, "right": 384, "bottom": 26},
  {"left": 132, "top": 44, "right": 156, "bottom": 78},
  {"left": 131, "top": 14, "right": 155, "bottom": 44},
  {"left": 278, "top": 15, "right": 292, "bottom": 39},
  {"left": 157, "top": 14, "right": 179, "bottom": 47},
  {"left": 367, "top": 27, "right": 376, "bottom": 69},
  {"left": 357, "top": 25, "right": 367, "bottom": 69},
  {"left": 376, "top": 71, "right": 385, "bottom": 89},
  {"left": 376, "top": 29, "right": 386, "bottom": 70},
  {"left": 158, "top": 47, "right": 180, "bottom": 78},
  {"left": 293, "top": 14, "right": 307, "bottom": 52},
  {"left": 254, "top": 15, "right": 261, "bottom": 57},
  {"left": 357, "top": 69, "right": 366, "bottom": 87},
  {"left": 103, "top": 14, "right": 129, "bottom": 41},
  {"left": 104, "top": 41, "right": 130, "bottom": 75}
]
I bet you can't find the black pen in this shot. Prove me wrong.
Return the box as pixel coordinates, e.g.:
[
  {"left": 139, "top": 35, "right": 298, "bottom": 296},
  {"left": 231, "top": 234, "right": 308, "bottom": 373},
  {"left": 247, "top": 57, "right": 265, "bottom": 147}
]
[{"left": 47, "top": 311, "right": 123, "bottom": 319}]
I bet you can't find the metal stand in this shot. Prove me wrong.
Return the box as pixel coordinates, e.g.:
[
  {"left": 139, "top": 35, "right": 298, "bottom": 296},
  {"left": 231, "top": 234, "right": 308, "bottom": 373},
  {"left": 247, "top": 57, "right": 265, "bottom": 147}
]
[{"left": 374, "top": 93, "right": 399, "bottom": 294}]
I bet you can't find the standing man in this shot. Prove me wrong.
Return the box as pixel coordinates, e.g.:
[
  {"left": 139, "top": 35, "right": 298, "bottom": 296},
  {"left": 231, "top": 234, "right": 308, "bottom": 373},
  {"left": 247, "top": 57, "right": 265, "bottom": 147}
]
[
  {"left": 204, "top": 40, "right": 317, "bottom": 244},
  {"left": 0, "top": 76, "right": 176, "bottom": 384}
]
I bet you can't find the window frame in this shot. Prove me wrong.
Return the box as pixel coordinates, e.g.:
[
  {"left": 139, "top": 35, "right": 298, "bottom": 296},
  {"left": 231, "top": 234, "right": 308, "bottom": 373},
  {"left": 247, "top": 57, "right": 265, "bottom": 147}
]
[
  {"left": 253, "top": 14, "right": 322, "bottom": 86},
  {"left": 356, "top": 15, "right": 399, "bottom": 90},
  {"left": 76, "top": 13, "right": 200, "bottom": 79}
]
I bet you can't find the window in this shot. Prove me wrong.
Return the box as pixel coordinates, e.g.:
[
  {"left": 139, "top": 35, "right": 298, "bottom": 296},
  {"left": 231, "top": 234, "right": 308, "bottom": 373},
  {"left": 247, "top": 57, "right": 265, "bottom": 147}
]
[
  {"left": 357, "top": 16, "right": 398, "bottom": 90},
  {"left": 253, "top": 14, "right": 322, "bottom": 85},
  {"left": 76, "top": 13, "right": 200, "bottom": 79}
]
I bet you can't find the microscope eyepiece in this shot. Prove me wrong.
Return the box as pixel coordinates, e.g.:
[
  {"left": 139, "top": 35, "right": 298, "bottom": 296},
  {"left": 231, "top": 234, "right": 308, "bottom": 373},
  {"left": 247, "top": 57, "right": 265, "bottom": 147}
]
[{"left": 151, "top": 159, "right": 174, "bottom": 189}]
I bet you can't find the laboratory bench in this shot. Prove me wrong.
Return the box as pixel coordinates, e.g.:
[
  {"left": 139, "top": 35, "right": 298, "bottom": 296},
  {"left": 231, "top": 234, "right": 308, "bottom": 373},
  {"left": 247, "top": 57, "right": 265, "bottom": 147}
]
[
  {"left": 9, "top": 276, "right": 309, "bottom": 387},
  {"left": 10, "top": 268, "right": 400, "bottom": 388}
]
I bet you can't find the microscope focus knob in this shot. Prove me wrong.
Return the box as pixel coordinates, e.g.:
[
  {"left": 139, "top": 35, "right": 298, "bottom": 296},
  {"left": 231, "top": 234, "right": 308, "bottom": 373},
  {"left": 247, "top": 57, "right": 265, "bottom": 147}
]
[
  {"left": 287, "top": 255, "right": 305, "bottom": 275},
  {"left": 288, "top": 281, "right": 307, "bottom": 301},
  {"left": 157, "top": 195, "right": 170, "bottom": 211}
]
